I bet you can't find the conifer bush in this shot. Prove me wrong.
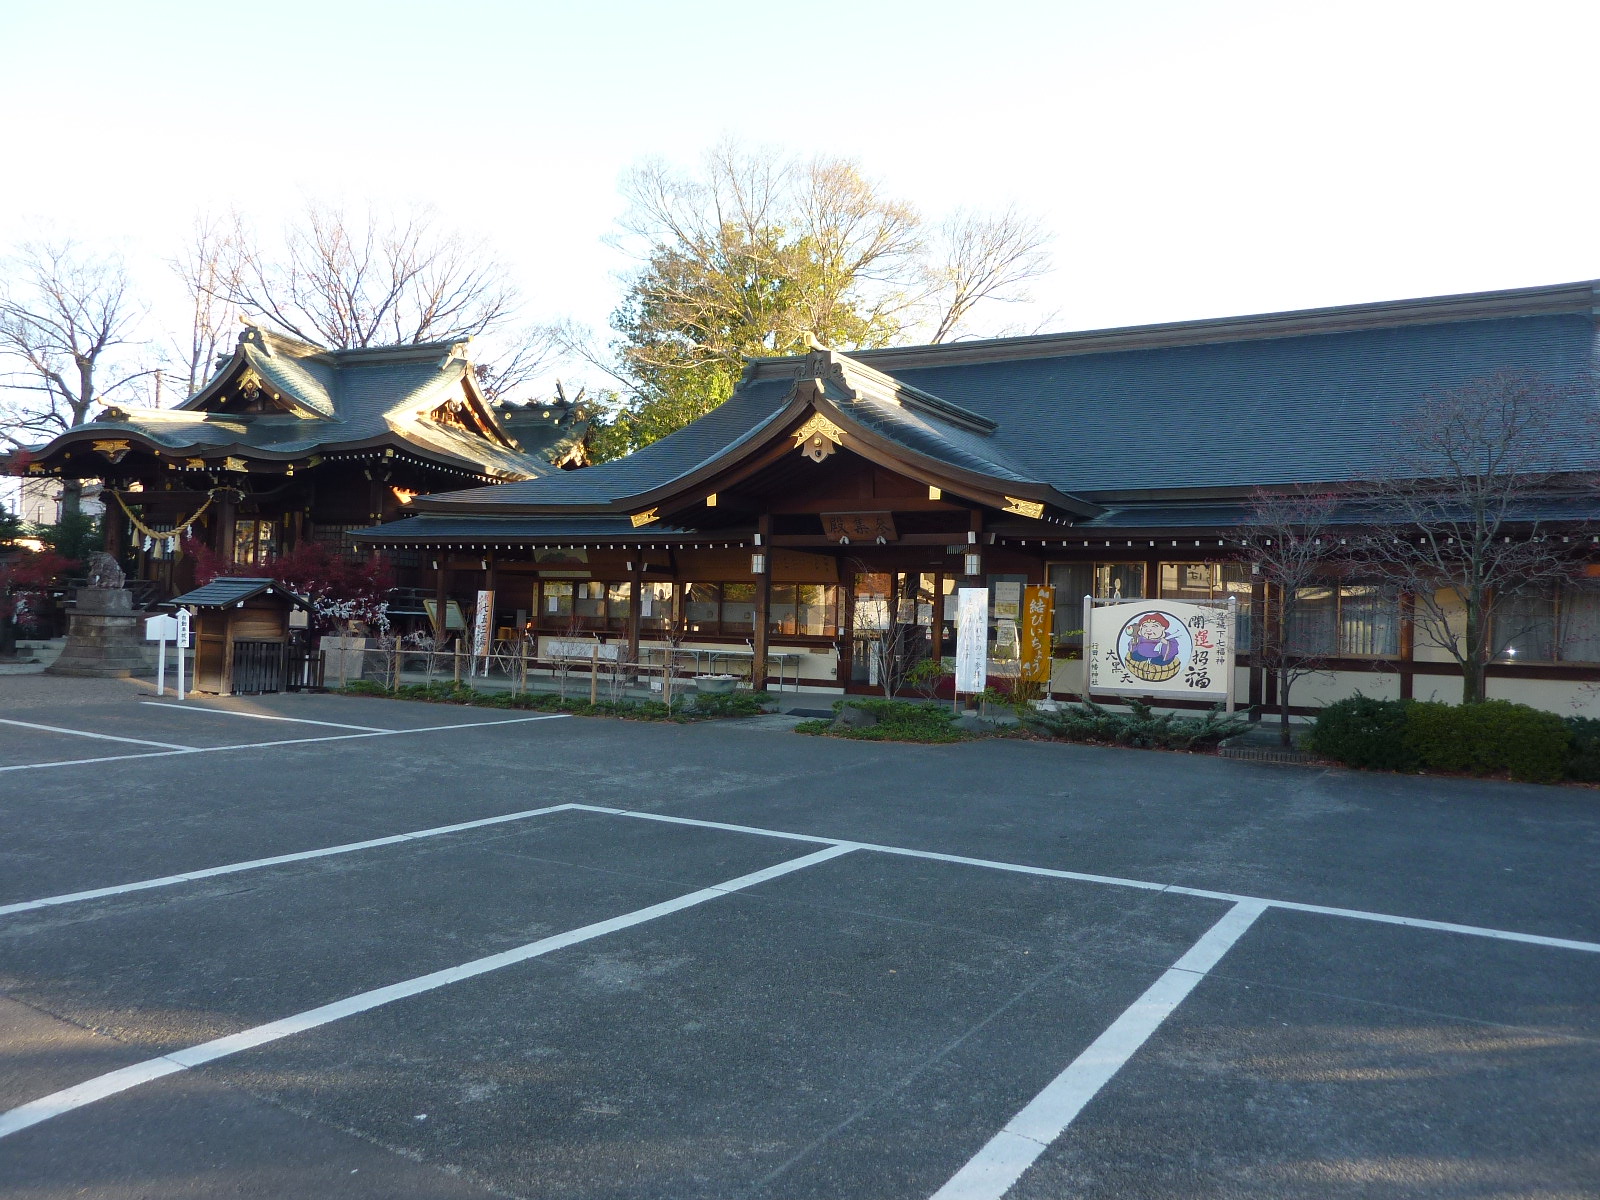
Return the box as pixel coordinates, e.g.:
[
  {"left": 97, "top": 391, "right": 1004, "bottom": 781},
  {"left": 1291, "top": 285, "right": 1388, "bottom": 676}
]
[
  {"left": 1310, "top": 695, "right": 1571, "bottom": 782},
  {"left": 1303, "top": 696, "right": 1417, "bottom": 771}
]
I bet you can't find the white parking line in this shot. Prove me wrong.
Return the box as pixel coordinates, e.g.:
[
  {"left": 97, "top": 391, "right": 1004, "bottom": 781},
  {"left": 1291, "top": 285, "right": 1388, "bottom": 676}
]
[
  {"left": 0, "top": 716, "right": 194, "bottom": 751},
  {"left": 140, "top": 703, "right": 389, "bottom": 732},
  {"left": 0, "top": 844, "right": 855, "bottom": 1142},
  {"left": 568, "top": 805, "right": 1600, "bottom": 955},
  {"left": 0, "top": 713, "right": 572, "bottom": 774},
  {"left": 929, "top": 900, "right": 1268, "bottom": 1200},
  {"left": 0, "top": 803, "right": 584, "bottom": 918}
]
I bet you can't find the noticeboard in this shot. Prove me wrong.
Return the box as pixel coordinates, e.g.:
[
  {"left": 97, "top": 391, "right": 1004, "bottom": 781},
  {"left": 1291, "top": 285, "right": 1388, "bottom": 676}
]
[{"left": 1086, "top": 598, "right": 1233, "bottom": 702}]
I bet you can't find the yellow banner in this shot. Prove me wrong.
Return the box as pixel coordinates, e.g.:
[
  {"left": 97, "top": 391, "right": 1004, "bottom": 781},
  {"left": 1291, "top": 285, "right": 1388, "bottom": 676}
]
[{"left": 1020, "top": 585, "right": 1054, "bottom": 683}]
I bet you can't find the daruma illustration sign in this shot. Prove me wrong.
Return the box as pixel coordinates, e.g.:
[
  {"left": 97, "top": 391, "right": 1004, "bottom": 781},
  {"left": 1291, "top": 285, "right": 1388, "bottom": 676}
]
[{"left": 1086, "top": 599, "right": 1234, "bottom": 701}]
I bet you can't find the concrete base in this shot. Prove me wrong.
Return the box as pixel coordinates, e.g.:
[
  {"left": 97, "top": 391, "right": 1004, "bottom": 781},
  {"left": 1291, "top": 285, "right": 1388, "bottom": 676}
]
[{"left": 46, "top": 589, "right": 149, "bottom": 678}]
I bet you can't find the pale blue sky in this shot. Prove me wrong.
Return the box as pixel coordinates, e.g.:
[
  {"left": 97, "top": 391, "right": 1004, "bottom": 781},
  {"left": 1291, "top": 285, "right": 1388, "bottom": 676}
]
[{"left": 3, "top": 0, "right": 1597, "bottom": 391}]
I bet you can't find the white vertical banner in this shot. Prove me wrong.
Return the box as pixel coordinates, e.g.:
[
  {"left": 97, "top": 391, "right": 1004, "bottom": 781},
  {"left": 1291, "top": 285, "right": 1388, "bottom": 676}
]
[
  {"left": 954, "top": 587, "right": 988, "bottom": 694},
  {"left": 472, "top": 589, "right": 494, "bottom": 675}
]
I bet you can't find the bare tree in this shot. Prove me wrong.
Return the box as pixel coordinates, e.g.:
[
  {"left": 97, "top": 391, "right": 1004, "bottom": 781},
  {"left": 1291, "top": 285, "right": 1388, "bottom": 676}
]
[
  {"left": 1352, "top": 370, "right": 1583, "bottom": 705},
  {"left": 472, "top": 321, "right": 562, "bottom": 404},
  {"left": 168, "top": 212, "right": 243, "bottom": 398},
  {"left": 1240, "top": 486, "right": 1343, "bottom": 746},
  {"left": 0, "top": 239, "right": 154, "bottom": 516},
  {"left": 923, "top": 205, "right": 1053, "bottom": 344},
  {"left": 200, "top": 201, "right": 520, "bottom": 350}
]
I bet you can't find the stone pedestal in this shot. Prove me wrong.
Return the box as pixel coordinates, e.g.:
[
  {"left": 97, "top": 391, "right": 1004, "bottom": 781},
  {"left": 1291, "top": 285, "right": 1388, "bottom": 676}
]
[{"left": 46, "top": 588, "right": 148, "bottom": 677}]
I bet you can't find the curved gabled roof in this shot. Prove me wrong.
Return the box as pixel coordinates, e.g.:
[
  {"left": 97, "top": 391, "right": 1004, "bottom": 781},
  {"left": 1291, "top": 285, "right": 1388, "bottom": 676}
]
[{"left": 22, "top": 325, "right": 554, "bottom": 481}]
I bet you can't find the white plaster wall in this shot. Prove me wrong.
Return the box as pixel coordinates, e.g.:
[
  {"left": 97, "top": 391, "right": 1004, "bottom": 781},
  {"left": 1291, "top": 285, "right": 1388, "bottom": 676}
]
[{"left": 1290, "top": 670, "right": 1402, "bottom": 706}]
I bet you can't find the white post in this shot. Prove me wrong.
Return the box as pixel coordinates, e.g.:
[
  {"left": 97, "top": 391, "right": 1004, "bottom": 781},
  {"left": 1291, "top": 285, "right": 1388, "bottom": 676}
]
[
  {"left": 176, "top": 609, "right": 190, "bottom": 701},
  {"left": 1082, "top": 594, "right": 1094, "bottom": 703},
  {"left": 156, "top": 636, "right": 167, "bottom": 698}
]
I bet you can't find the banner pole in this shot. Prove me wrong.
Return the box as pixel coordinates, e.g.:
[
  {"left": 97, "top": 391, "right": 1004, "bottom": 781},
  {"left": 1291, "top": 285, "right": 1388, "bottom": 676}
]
[{"left": 1226, "top": 595, "right": 1238, "bottom": 714}]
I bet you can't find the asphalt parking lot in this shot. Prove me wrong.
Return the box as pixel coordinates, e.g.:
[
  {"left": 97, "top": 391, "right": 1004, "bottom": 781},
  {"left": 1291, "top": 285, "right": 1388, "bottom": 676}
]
[{"left": 2, "top": 679, "right": 1598, "bottom": 1199}]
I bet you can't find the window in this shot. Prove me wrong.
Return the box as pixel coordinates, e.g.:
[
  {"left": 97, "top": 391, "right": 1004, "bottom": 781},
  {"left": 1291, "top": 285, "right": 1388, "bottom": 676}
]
[
  {"left": 721, "top": 582, "right": 756, "bottom": 632},
  {"left": 573, "top": 581, "right": 606, "bottom": 628},
  {"left": 1048, "top": 562, "right": 1146, "bottom": 648},
  {"left": 1284, "top": 583, "right": 1399, "bottom": 657},
  {"left": 1160, "top": 562, "right": 1252, "bottom": 649},
  {"left": 769, "top": 584, "right": 841, "bottom": 636},
  {"left": 540, "top": 581, "right": 574, "bottom": 622},
  {"left": 640, "top": 581, "right": 675, "bottom": 631},
  {"left": 605, "top": 582, "right": 632, "bottom": 629},
  {"left": 685, "top": 583, "right": 721, "bottom": 630},
  {"left": 1496, "top": 584, "right": 1600, "bottom": 664}
]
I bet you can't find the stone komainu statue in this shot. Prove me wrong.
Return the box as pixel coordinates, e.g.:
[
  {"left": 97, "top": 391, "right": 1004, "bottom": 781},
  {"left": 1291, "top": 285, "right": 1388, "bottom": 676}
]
[{"left": 84, "top": 552, "right": 126, "bottom": 591}]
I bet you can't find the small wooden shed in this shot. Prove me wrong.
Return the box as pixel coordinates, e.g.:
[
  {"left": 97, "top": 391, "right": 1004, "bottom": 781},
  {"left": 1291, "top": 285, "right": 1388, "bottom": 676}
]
[{"left": 167, "top": 577, "right": 311, "bottom": 695}]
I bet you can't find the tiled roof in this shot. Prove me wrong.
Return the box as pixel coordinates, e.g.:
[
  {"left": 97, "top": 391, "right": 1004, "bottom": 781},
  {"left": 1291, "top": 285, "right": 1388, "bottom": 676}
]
[
  {"left": 412, "top": 282, "right": 1600, "bottom": 516},
  {"left": 420, "top": 378, "right": 798, "bottom": 508},
  {"left": 167, "top": 577, "right": 308, "bottom": 608},
  {"left": 886, "top": 312, "right": 1600, "bottom": 493},
  {"left": 1076, "top": 495, "right": 1600, "bottom": 531},
  {"left": 26, "top": 326, "right": 554, "bottom": 481}
]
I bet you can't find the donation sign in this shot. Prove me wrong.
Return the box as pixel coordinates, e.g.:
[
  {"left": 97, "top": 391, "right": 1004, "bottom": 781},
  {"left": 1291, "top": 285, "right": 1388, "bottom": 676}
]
[
  {"left": 1019, "top": 585, "right": 1054, "bottom": 683},
  {"left": 473, "top": 589, "right": 495, "bottom": 663},
  {"left": 954, "top": 587, "right": 988, "bottom": 694},
  {"left": 1087, "top": 599, "right": 1232, "bottom": 700}
]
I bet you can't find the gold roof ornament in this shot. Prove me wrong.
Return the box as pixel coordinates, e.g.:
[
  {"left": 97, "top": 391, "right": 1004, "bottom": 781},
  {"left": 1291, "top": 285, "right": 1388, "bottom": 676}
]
[
  {"left": 1003, "top": 496, "right": 1045, "bottom": 519},
  {"left": 630, "top": 507, "right": 660, "bottom": 528},
  {"left": 792, "top": 413, "right": 844, "bottom": 463},
  {"left": 93, "top": 439, "right": 131, "bottom": 463},
  {"left": 223, "top": 456, "right": 249, "bottom": 473},
  {"left": 186, "top": 457, "right": 206, "bottom": 469}
]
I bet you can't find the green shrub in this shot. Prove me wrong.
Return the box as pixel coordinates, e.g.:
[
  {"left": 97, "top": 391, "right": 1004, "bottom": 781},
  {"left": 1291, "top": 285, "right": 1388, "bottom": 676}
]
[
  {"left": 1304, "top": 696, "right": 1417, "bottom": 771},
  {"left": 1024, "top": 699, "right": 1250, "bottom": 751},
  {"left": 1402, "top": 700, "right": 1477, "bottom": 773},
  {"left": 821, "top": 698, "right": 967, "bottom": 743},
  {"left": 339, "top": 679, "right": 391, "bottom": 696},
  {"left": 685, "top": 689, "right": 768, "bottom": 718},
  {"left": 793, "top": 718, "right": 832, "bottom": 736},
  {"left": 1564, "top": 716, "right": 1600, "bottom": 782},
  {"left": 1402, "top": 699, "right": 1569, "bottom": 783},
  {"left": 1312, "top": 695, "right": 1572, "bottom": 782}
]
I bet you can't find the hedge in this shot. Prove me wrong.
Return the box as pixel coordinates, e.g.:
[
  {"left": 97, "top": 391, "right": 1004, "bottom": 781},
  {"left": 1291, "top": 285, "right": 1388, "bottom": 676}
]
[{"left": 1306, "top": 695, "right": 1578, "bottom": 783}]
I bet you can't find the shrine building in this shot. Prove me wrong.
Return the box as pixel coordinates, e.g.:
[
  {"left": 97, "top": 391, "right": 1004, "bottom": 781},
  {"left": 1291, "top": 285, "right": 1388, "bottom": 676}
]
[
  {"left": 352, "top": 280, "right": 1600, "bottom": 713},
  {"left": 16, "top": 323, "right": 557, "bottom": 599}
]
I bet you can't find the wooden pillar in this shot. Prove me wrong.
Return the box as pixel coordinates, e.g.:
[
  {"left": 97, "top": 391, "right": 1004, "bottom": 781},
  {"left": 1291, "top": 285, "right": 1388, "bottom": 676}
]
[
  {"left": 625, "top": 559, "right": 643, "bottom": 669},
  {"left": 1398, "top": 590, "right": 1416, "bottom": 700},
  {"left": 214, "top": 489, "right": 237, "bottom": 565},
  {"left": 838, "top": 557, "right": 855, "bottom": 686},
  {"left": 433, "top": 556, "right": 450, "bottom": 639},
  {"left": 752, "top": 516, "right": 772, "bottom": 691},
  {"left": 1247, "top": 577, "right": 1265, "bottom": 713},
  {"left": 102, "top": 489, "right": 123, "bottom": 557}
]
